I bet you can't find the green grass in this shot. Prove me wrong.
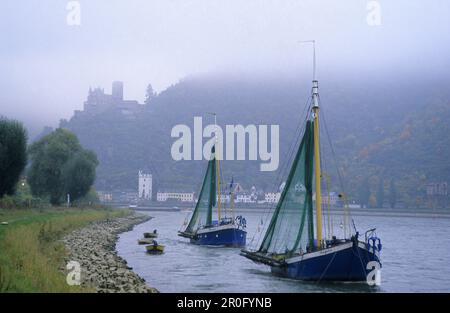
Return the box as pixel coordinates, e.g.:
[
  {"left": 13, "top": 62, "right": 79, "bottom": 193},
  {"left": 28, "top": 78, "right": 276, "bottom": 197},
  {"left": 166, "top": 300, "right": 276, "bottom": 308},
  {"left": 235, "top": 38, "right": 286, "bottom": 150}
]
[{"left": 0, "top": 206, "right": 129, "bottom": 292}]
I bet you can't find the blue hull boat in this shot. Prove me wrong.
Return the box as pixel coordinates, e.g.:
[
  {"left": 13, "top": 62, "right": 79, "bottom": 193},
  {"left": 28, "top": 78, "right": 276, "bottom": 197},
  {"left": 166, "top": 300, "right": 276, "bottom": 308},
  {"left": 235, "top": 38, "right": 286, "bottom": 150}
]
[
  {"left": 179, "top": 142, "right": 247, "bottom": 248},
  {"left": 242, "top": 236, "right": 382, "bottom": 282},
  {"left": 270, "top": 240, "right": 381, "bottom": 281},
  {"left": 190, "top": 224, "right": 247, "bottom": 247}
]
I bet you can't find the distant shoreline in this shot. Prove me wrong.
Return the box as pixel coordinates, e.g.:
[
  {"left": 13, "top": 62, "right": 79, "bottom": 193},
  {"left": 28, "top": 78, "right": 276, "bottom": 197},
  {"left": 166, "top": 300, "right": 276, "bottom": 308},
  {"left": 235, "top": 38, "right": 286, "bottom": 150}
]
[{"left": 128, "top": 204, "right": 450, "bottom": 219}]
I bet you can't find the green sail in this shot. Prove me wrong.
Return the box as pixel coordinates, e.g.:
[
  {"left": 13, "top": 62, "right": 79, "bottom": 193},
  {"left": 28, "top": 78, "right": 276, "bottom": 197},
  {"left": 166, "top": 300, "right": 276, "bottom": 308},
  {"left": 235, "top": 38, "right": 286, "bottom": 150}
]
[
  {"left": 185, "top": 146, "right": 217, "bottom": 233},
  {"left": 259, "top": 120, "right": 315, "bottom": 255}
]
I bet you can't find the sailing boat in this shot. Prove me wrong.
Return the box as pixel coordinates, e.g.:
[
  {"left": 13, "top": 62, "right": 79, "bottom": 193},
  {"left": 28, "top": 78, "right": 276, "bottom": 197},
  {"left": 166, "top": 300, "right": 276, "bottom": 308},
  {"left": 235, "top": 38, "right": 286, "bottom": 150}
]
[
  {"left": 178, "top": 117, "right": 247, "bottom": 247},
  {"left": 241, "top": 70, "right": 382, "bottom": 282}
]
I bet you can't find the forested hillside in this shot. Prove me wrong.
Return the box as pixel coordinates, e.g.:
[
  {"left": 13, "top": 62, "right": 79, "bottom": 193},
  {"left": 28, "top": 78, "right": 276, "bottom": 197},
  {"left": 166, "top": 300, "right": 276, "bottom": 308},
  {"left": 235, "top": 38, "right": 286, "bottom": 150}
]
[{"left": 57, "top": 72, "right": 450, "bottom": 208}]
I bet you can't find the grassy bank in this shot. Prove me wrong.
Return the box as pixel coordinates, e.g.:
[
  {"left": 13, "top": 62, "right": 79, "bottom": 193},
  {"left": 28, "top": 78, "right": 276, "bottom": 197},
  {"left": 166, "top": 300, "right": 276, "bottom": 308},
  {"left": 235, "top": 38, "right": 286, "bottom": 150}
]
[{"left": 0, "top": 207, "right": 129, "bottom": 292}]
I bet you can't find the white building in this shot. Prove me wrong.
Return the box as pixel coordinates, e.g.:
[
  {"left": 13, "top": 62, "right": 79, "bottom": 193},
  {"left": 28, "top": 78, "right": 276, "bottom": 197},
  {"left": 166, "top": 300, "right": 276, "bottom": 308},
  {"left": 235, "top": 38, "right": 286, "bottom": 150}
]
[
  {"left": 236, "top": 193, "right": 256, "bottom": 203},
  {"left": 97, "top": 191, "right": 113, "bottom": 203},
  {"left": 328, "top": 192, "right": 340, "bottom": 205},
  {"left": 348, "top": 203, "right": 362, "bottom": 209},
  {"left": 265, "top": 192, "right": 281, "bottom": 203},
  {"left": 138, "top": 171, "right": 152, "bottom": 200},
  {"left": 313, "top": 192, "right": 340, "bottom": 205},
  {"left": 217, "top": 194, "right": 231, "bottom": 204},
  {"left": 156, "top": 191, "right": 195, "bottom": 202}
]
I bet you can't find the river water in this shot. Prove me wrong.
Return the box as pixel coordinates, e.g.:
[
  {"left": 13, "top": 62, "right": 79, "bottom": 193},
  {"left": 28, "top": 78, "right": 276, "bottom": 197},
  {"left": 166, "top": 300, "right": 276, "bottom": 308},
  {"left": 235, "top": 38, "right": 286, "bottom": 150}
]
[{"left": 116, "top": 209, "right": 450, "bottom": 292}]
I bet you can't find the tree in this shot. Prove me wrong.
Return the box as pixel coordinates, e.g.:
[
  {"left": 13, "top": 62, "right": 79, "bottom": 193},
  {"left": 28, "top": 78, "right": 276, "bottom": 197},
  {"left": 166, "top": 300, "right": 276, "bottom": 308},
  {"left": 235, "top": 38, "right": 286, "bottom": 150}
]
[
  {"left": 144, "top": 84, "right": 156, "bottom": 105},
  {"left": 389, "top": 179, "right": 397, "bottom": 208},
  {"left": 357, "top": 177, "right": 370, "bottom": 208},
  {"left": 73, "top": 187, "right": 100, "bottom": 205},
  {"left": 28, "top": 128, "right": 98, "bottom": 205},
  {"left": 376, "top": 179, "right": 384, "bottom": 208},
  {"left": 62, "top": 150, "right": 98, "bottom": 202},
  {"left": 0, "top": 117, "right": 27, "bottom": 198}
]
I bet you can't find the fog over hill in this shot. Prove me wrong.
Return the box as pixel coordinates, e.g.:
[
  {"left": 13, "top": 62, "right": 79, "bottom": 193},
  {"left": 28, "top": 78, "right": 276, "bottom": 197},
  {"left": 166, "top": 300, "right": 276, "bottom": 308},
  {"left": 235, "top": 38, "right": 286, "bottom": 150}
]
[{"left": 47, "top": 70, "right": 450, "bottom": 208}]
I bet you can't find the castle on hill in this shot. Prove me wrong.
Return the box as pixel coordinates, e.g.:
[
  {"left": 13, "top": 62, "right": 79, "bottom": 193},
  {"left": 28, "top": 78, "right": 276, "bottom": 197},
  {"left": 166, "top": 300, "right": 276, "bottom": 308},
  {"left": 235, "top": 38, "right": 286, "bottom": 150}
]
[{"left": 73, "top": 81, "right": 144, "bottom": 118}]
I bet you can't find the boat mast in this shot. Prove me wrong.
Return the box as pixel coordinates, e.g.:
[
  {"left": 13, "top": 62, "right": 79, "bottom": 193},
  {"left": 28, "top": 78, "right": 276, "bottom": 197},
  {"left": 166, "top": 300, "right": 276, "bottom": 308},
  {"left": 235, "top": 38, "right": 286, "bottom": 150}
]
[
  {"left": 212, "top": 113, "right": 222, "bottom": 222},
  {"left": 229, "top": 178, "right": 235, "bottom": 219},
  {"left": 312, "top": 80, "right": 323, "bottom": 249},
  {"left": 304, "top": 40, "right": 323, "bottom": 249}
]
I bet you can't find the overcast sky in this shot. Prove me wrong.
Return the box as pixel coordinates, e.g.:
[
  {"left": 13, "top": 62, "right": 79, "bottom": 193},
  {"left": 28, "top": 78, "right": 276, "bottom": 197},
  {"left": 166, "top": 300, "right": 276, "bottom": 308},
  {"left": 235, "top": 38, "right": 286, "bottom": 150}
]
[{"left": 1, "top": 0, "right": 450, "bottom": 134}]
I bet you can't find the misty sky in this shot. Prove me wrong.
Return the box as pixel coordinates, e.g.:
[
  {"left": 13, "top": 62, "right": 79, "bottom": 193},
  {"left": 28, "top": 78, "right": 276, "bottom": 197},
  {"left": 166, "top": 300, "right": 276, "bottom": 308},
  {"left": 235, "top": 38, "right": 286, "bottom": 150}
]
[{"left": 1, "top": 0, "right": 450, "bottom": 135}]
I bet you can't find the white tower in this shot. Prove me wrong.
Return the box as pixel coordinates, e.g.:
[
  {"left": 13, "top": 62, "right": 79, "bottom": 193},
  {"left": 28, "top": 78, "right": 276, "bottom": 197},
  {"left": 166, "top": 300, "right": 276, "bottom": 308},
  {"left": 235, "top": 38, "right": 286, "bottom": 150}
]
[{"left": 138, "top": 171, "right": 152, "bottom": 200}]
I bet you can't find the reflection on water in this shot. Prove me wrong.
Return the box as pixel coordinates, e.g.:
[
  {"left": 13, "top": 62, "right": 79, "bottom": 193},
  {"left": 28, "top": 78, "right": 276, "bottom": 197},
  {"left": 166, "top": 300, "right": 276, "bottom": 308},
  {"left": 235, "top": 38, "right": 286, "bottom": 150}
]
[{"left": 116, "top": 210, "right": 450, "bottom": 292}]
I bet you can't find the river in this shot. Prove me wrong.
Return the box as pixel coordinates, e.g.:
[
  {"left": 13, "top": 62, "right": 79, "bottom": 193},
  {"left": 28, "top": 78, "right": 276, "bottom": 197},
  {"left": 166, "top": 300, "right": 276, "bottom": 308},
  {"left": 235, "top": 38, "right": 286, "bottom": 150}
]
[{"left": 116, "top": 209, "right": 450, "bottom": 292}]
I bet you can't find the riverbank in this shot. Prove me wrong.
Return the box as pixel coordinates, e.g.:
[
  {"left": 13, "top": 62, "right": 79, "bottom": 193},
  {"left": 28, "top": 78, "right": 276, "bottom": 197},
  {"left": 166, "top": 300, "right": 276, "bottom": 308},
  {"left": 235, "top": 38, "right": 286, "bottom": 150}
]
[
  {"left": 0, "top": 207, "right": 130, "bottom": 292},
  {"left": 0, "top": 207, "right": 158, "bottom": 292},
  {"left": 62, "top": 212, "right": 158, "bottom": 293}
]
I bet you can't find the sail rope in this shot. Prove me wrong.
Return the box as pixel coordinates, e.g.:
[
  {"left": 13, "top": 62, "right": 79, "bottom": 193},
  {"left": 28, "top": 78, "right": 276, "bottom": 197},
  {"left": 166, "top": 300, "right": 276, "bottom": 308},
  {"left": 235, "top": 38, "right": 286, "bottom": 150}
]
[
  {"left": 352, "top": 243, "right": 368, "bottom": 276},
  {"left": 248, "top": 97, "right": 310, "bottom": 248},
  {"left": 248, "top": 94, "right": 312, "bottom": 251},
  {"left": 218, "top": 154, "right": 227, "bottom": 220},
  {"left": 316, "top": 252, "right": 337, "bottom": 284},
  {"left": 258, "top": 114, "right": 315, "bottom": 255},
  {"left": 184, "top": 148, "right": 217, "bottom": 233},
  {"left": 249, "top": 112, "right": 304, "bottom": 249},
  {"left": 319, "top": 96, "right": 353, "bottom": 238},
  {"left": 257, "top": 100, "right": 312, "bottom": 252},
  {"left": 318, "top": 113, "right": 328, "bottom": 241}
]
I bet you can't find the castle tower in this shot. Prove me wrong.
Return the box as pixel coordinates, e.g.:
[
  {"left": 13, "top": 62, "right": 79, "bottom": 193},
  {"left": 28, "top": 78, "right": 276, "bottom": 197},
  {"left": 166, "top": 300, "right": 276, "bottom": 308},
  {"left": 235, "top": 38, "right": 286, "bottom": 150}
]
[
  {"left": 112, "top": 81, "right": 124, "bottom": 101},
  {"left": 138, "top": 170, "right": 152, "bottom": 200}
]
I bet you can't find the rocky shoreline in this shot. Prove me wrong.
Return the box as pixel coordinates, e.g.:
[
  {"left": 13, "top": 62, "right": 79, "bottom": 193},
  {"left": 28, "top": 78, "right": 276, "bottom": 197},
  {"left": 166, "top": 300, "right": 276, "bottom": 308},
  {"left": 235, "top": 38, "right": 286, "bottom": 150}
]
[{"left": 62, "top": 212, "right": 158, "bottom": 293}]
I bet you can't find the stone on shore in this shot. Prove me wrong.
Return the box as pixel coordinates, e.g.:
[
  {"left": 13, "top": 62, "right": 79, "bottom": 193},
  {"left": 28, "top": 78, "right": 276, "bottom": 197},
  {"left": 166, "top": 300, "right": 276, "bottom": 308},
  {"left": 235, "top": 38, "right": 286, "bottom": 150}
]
[{"left": 62, "top": 212, "right": 158, "bottom": 293}]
